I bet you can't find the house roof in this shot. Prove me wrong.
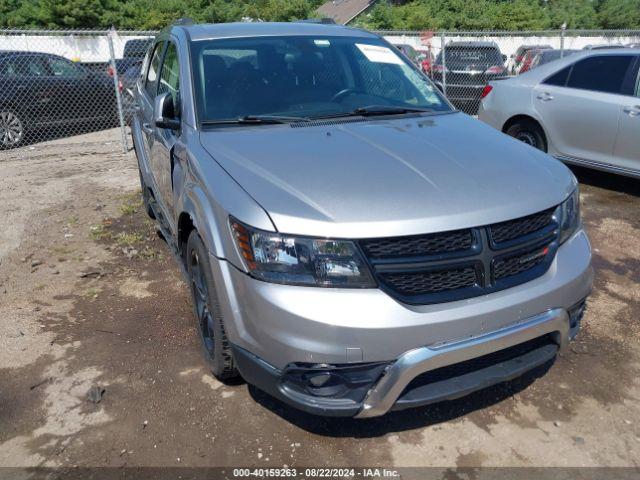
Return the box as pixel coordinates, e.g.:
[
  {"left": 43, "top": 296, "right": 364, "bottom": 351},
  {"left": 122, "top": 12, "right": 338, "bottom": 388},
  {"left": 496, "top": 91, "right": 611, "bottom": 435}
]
[{"left": 316, "top": 0, "right": 378, "bottom": 25}]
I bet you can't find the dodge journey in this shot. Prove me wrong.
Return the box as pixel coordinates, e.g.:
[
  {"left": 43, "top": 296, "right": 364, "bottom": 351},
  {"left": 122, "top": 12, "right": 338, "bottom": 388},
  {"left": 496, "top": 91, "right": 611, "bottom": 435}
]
[{"left": 132, "top": 21, "right": 593, "bottom": 417}]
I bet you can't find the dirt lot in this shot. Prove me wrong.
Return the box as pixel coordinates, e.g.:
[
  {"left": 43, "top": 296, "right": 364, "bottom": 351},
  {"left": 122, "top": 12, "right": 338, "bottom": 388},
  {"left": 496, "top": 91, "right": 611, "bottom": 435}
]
[{"left": 1, "top": 129, "right": 639, "bottom": 471}]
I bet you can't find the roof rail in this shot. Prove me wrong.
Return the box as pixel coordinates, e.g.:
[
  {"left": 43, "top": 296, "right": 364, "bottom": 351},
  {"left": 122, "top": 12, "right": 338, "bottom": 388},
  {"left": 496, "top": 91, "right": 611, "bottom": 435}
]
[{"left": 295, "top": 18, "right": 337, "bottom": 24}]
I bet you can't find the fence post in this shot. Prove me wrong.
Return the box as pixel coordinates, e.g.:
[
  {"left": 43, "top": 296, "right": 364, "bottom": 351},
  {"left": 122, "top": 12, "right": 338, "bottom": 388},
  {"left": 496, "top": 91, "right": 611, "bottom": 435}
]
[
  {"left": 440, "top": 31, "right": 447, "bottom": 97},
  {"left": 560, "top": 23, "right": 566, "bottom": 58},
  {"left": 107, "top": 27, "right": 128, "bottom": 154}
]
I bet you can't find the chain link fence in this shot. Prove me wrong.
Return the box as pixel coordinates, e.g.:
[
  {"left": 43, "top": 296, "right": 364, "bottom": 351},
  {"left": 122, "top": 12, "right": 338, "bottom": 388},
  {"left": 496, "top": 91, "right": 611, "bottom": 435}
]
[
  {"left": 0, "top": 28, "right": 154, "bottom": 153},
  {"left": 1, "top": 27, "right": 639, "bottom": 154}
]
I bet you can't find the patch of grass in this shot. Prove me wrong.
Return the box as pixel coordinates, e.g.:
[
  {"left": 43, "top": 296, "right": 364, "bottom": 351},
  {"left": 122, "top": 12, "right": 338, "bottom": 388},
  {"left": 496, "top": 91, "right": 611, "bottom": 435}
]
[
  {"left": 84, "top": 287, "right": 100, "bottom": 298},
  {"left": 139, "top": 246, "right": 161, "bottom": 260},
  {"left": 119, "top": 192, "right": 143, "bottom": 216},
  {"left": 89, "top": 223, "right": 112, "bottom": 241},
  {"left": 115, "top": 231, "right": 144, "bottom": 247},
  {"left": 51, "top": 245, "right": 74, "bottom": 255},
  {"left": 67, "top": 215, "right": 79, "bottom": 226}
]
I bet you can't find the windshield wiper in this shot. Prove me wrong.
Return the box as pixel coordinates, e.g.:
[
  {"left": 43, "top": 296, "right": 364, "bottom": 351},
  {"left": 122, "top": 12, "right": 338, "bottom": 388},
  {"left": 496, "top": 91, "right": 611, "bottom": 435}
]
[
  {"left": 202, "top": 114, "right": 310, "bottom": 126},
  {"left": 311, "top": 105, "right": 434, "bottom": 120}
]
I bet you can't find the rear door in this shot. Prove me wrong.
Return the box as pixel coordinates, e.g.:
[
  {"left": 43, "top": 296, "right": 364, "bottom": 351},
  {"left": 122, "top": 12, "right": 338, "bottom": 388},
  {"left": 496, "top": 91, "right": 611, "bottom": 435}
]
[
  {"left": 612, "top": 56, "right": 640, "bottom": 173},
  {"left": 534, "top": 54, "right": 636, "bottom": 166}
]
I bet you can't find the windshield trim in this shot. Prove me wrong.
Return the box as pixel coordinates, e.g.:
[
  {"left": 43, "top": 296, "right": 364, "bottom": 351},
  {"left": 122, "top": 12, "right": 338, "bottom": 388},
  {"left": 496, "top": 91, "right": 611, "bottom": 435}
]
[{"left": 190, "top": 34, "right": 453, "bottom": 128}]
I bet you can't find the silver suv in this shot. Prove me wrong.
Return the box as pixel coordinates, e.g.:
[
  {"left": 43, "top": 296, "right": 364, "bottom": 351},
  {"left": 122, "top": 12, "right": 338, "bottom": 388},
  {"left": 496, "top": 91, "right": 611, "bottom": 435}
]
[{"left": 132, "top": 21, "right": 593, "bottom": 418}]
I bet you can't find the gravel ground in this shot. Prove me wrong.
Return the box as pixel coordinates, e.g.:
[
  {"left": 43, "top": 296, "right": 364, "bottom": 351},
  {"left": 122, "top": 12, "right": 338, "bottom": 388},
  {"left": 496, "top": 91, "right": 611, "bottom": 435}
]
[{"left": 0, "top": 129, "right": 639, "bottom": 471}]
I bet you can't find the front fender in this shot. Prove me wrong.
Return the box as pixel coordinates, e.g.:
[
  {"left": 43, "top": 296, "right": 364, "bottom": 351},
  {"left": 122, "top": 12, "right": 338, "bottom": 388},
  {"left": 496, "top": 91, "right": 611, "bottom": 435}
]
[{"left": 177, "top": 165, "right": 274, "bottom": 271}]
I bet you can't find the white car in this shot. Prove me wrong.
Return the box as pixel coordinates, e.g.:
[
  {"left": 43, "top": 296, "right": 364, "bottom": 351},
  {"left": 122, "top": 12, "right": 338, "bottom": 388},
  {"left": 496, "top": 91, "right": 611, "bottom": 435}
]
[{"left": 479, "top": 49, "right": 640, "bottom": 178}]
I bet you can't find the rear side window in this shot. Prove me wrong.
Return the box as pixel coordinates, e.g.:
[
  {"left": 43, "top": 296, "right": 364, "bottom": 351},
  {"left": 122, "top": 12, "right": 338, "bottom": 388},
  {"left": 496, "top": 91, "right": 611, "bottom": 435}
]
[
  {"left": 566, "top": 55, "right": 635, "bottom": 95},
  {"left": 47, "top": 57, "right": 85, "bottom": 78},
  {"left": 1, "top": 56, "right": 48, "bottom": 78},
  {"left": 544, "top": 65, "right": 571, "bottom": 86},
  {"left": 145, "top": 41, "right": 164, "bottom": 96}
]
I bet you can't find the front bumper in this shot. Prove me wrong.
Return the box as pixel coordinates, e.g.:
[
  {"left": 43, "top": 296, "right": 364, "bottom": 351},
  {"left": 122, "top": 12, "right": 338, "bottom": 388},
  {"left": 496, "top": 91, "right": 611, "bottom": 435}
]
[
  {"left": 210, "top": 230, "right": 592, "bottom": 417},
  {"left": 231, "top": 307, "right": 574, "bottom": 417}
]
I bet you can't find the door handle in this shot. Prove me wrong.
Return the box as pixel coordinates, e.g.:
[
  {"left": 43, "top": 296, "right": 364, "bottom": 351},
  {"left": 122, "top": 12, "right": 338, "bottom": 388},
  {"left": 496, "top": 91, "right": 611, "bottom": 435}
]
[
  {"left": 623, "top": 105, "right": 640, "bottom": 117},
  {"left": 536, "top": 92, "right": 554, "bottom": 102},
  {"left": 141, "top": 122, "right": 153, "bottom": 134}
]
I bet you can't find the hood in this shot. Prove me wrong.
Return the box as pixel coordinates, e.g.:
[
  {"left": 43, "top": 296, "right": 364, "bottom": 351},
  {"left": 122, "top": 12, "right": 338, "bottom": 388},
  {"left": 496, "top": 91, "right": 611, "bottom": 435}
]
[{"left": 199, "top": 112, "right": 576, "bottom": 238}]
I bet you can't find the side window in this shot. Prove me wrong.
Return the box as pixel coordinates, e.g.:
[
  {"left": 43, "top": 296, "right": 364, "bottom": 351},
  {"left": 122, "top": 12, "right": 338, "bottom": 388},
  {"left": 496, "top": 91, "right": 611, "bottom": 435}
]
[
  {"left": 27, "top": 58, "right": 48, "bottom": 77},
  {"left": 566, "top": 55, "right": 635, "bottom": 95},
  {"left": 145, "top": 41, "right": 164, "bottom": 96},
  {"left": 0, "top": 59, "right": 18, "bottom": 77},
  {"left": 633, "top": 57, "right": 640, "bottom": 98},
  {"left": 157, "top": 42, "right": 180, "bottom": 111},
  {"left": 47, "top": 57, "right": 85, "bottom": 78},
  {"left": 543, "top": 65, "right": 571, "bottom": 87}
]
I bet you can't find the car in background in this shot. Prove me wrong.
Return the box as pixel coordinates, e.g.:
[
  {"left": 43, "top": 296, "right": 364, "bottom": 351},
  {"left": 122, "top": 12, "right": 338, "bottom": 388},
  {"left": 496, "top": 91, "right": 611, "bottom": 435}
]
[
  {"left": 392, "top": 43, "right": 421, "bottom": 65},
  {"left": 431, "top": 41, "right": 507, "bottom": 114},
  {"left": 418, "top": 49, "right": 435, "bottom": 75},
  {"left": 108, "top": 38, "right": 152, "bottom": 78},
  {"left": 528, "top": 49, "right": 579, "bottom": 70},
  {"left": 0, "top": 51, "right": 118, "bottom": 148},
  {"left": 517, "top": 48, "right": 544, "bottom": 75},
  {"left": 511, "top": 44, "right": 552, "bottom": 74},
  {"left": 583, "top": 44, "right": 625, "bottom": 50},
  {"left": 479, "top": 49, "right": 640, "bottom": 178}
]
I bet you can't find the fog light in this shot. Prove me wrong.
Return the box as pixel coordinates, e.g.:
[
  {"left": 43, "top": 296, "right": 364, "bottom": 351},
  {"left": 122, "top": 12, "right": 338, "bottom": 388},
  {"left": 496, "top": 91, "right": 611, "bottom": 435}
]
[
  {"left": 308, "top": 372, "right": 332, "bottom": 387},
  {"left": 282, "top": 361, "right": 388, "bottom": 402}
]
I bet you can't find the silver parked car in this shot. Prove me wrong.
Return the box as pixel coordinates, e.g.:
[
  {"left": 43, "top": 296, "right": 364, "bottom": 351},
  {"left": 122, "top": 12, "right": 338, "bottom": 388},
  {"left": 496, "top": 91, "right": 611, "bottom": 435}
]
[
  {"left": 132, "top": 21, "right": 592, "bottom": 417},
  {"left": 479, "top": 49, "right": 640, "bottom": 178}
]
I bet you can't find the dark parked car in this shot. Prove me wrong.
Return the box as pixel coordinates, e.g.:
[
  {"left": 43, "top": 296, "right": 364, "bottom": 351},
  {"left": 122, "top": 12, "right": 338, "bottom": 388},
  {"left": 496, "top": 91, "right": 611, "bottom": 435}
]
[
  {"left": 0, "top": 51, "right": 118, "bottom": 148},
  {"left": 431, "top": 41, "right": 507, "bottom": 114}
]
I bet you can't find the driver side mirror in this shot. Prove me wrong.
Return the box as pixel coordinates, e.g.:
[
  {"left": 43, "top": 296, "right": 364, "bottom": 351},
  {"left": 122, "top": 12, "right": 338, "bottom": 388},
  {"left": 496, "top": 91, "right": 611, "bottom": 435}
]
[{"left": 154, "top": 92, "right": 180, "bottom": 130}]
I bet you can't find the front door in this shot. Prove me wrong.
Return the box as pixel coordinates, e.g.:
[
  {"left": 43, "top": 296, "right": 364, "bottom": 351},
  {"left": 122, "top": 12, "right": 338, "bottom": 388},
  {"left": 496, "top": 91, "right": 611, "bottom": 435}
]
[
  {"left": 612, "top": 57, "right": 640, "bottom": 173},
  {"left": 138, "top": 41, "right": 166, "bottom": 204},
  {"left": 150, "top": 40, "right": 181, "bottom": 222}
]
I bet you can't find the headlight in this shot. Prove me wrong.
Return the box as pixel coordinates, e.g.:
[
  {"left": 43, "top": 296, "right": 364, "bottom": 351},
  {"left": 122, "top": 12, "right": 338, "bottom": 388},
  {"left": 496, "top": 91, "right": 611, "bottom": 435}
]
[
  {"left": 557, "top": 188, "right": 580, "bottom": 244},
  {"left": 230, "top": 218, "right": 376, "bottom": 288}
]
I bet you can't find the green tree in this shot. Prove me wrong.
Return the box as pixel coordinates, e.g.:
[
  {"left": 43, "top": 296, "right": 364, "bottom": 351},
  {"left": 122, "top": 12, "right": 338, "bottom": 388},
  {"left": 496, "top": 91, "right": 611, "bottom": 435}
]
[
  {"left": 494, "top": 0, "right": 550, "bottom": 30},
  {"left": 546, "top": 0, "right": 599, "bottom": 29},
  {"left": 598, "top": 0, "right": 640, "bottom": 28}
]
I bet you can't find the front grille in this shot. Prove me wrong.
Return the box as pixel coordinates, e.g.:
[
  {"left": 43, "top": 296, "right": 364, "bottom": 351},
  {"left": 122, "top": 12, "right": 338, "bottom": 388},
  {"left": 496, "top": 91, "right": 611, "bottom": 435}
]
[
  {"left": 360, "top": 207, "right": 559, "bottom": 304},
  {"left": 494, "top": 245, "right": 550, "bottom": 280},
  {"left": 379, "top": 267, "right": 477, "bottom": 296},
  {"left": 489, "top": 208, "right": 555, "bottom": 244},
  {"left": 361, "top": 229, "right": 473, "bottom": 259}
]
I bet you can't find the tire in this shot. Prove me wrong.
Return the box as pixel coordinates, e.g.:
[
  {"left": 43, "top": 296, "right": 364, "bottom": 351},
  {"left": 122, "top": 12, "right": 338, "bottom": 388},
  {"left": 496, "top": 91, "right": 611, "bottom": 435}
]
[
  {"left": 506, "top": 120, "right": 547, "bottom": 152},
  {"left": 186, "top": 230, "right": 238, "bottom": 380},
  {"left": 137, "top": 168, "right": 156, "bottom": 219},
  {"left": 0, "top": 108, "right": 26, "bottom": 149}
]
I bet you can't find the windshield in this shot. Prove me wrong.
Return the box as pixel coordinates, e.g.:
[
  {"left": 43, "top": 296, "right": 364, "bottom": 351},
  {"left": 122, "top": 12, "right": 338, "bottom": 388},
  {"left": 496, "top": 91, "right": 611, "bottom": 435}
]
[{"left": 191, "top": 35, "right": 451, "bottom": 123}]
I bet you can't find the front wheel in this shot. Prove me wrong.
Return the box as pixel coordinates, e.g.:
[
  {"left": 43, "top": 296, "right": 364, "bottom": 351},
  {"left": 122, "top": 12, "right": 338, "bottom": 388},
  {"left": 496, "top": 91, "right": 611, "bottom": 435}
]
[
  {"left": 506, "top": 120, "right": 547, "bottom": 152},
  {"left": 0, "top": 109, "right": 26, "bottom": 149},
  {"left": 187, "top": 230, "right": 238, "bottom": 380}
]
